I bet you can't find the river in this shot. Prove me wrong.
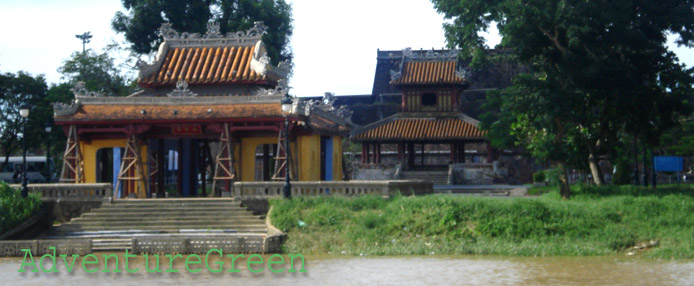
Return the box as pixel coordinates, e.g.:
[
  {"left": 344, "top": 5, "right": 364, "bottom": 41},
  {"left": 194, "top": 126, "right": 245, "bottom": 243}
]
[{"left": 1, "top": 253, "right": 693, "bottom": 285}]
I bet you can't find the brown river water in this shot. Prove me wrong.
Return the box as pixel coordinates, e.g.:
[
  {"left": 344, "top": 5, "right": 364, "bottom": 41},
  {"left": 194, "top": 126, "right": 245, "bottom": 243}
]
[{"left": 1, "top": 253, "right": 693, "bottom": 285}]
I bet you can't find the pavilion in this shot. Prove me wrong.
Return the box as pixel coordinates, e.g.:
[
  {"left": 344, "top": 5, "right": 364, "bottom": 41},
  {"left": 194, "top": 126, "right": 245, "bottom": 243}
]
[
  {"left": 53, "top": 22, "right": 350, "bottom": 198},
  {"left": 351, "top": 48, "right": 491, "bottom": 169}
]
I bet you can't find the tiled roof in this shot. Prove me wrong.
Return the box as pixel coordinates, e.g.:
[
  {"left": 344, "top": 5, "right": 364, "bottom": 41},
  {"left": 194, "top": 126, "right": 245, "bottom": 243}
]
[
  {"left": 391, "top": 61, "right": 465, "bottom": 85},
  {"left": 139, "top": 45, "right": 266, "bottom": 87},
  {"left": 352, "top": 113, "right": 486, "bottom": 141},
  {"left": 54, "top": 103, "right": 282, "bottom": 122}
]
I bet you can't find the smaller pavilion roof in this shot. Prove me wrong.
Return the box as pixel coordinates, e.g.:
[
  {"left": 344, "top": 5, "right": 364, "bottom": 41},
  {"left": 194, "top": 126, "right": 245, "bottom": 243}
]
[
  {"left": 389, "top": 48, "right": 467, "bottom": 86},
  {"left": 351, "top": 112, "right": 486, "bottom": 142}
]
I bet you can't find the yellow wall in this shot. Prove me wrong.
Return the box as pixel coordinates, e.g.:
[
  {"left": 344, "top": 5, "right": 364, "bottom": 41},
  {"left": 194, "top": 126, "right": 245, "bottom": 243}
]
[
  {"left": 332, "top": 136, "right": 343, "bottom": 181},
  {"left": 298, "top": 135, "right": 321, "bottom": 181},
  {"left": 240, "top": 136, "right": 276, "bottom": 182},
  {"left": 80, "top": 138, "right": 147, "bottom": 184}
]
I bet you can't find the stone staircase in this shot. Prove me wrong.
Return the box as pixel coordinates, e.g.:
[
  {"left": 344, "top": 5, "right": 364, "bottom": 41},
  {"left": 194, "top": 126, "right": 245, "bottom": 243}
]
[
  {"left": 46, "top": 199, "right": 267, "bottom": 252},
  {"left": 401, "top": 171, "right": 450, "bottom": 185}
]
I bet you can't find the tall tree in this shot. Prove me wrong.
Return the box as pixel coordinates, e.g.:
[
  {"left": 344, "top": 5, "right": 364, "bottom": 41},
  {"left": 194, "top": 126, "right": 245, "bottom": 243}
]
[
  {"left": 433, "top": 0, "right": 694, "bottom": 197},
  {"left": 0, "top": 72, "right": 49, "bottom": 171},
  {"left": 58, "top": 49, "right": 136, "bottom": 96},
  {"left": 112, "top": 0, "right": 293, "bottom": 65}
]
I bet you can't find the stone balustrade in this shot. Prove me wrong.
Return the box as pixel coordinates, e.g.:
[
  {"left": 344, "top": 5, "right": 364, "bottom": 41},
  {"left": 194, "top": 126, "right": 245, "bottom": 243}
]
[
  {"left": 234, "top": 180, "right": 433, "bottom": 199},
  {"left": 9, "top": 183, "right": 113, "bottom": 201}
]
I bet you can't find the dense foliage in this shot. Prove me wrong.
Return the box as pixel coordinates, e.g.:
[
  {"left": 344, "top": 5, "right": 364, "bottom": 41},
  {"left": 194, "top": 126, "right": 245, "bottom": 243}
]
[
  {"left": 0, "top": 182, "right": 41, "bottom": 235},
  {"left": 271, "top": 189, "right": 694, "bottom": 258},
  {"left": 0, "top": 72, "right": 51, "bottom": 171},
  {"left": 431, "top": 0, "right": 694, "bottom": 197}
]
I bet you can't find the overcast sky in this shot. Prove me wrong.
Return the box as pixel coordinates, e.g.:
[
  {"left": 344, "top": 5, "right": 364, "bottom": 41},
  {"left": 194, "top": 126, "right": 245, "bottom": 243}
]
[{"left": 1, "top": 0, "right": 692, "bottom": 97}]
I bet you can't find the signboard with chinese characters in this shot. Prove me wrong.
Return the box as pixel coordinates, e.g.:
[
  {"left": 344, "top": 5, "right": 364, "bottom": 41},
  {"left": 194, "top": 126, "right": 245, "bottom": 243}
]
[{"left": 171, "top": 125, "right": 202, "bottom": 136}]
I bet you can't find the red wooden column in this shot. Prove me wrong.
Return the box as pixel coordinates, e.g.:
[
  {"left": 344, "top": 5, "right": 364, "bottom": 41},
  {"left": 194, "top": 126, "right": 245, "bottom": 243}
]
[
  {"left": 449, "top": 143, "right": 456, "bottom": 163},
  {"left": 361, "top": 143, "right": 367, "bottom": 164},
  {"left": 486, "top": 142, "right": 493, "bottom": 163}
]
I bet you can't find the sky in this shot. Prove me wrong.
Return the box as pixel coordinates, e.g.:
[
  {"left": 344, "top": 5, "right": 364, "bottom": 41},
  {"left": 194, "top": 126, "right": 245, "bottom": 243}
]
[{"left": 0, "top": 0, "right": 692, "bottom": 97}]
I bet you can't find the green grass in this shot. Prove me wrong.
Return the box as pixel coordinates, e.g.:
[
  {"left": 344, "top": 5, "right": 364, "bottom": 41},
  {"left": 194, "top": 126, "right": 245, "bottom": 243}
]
[
  {"left": 0, "top": 182, "right": 42, "bottom": 235},
  {"left": 270, "top": 185, "right": 694, "bottom": 258}
]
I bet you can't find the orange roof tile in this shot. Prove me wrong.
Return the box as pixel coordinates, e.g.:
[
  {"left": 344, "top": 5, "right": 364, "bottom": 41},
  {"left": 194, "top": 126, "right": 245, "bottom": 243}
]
[
  {"left": 352, "top": 115, "right": 485, "bottom": 141},
  {"left": 391, "top": 61, "right": 465, "bottom": 85},
  {"left": 55, "top": 103, "right": 282, "bottom": 122},
  {"left": 140, "top": 45, "right": 265, "bottom": 87}
]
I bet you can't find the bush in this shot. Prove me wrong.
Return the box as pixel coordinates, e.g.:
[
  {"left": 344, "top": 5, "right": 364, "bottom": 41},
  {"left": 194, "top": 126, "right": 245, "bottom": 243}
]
[
  {"left": 0, "top": 182, "right": 42, "bottom": 235},
  {"left": 544, "top": 168, "right": 562, "bottom": 186},
  {"left": 532, "top": 170, "right": 545, "bottom": 183}
]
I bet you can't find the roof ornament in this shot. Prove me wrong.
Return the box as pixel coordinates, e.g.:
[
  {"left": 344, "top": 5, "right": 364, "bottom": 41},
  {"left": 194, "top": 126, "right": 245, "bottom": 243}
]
[
  {"left": 390, "top": 69, "right": 402, "bottom": 82},
  {"left": 71, "top": 81, "right": 104, "bottom": 97},
  {"left": 205, "top": 21, "right": 222, "bottom": 38},
  {"left": 277, "top": 59, "right": 292, "bottom": 74},
  {"left": 455, "top": 66, "right": 471, "bottom": 80},
  {"left": 255, "top": 78, "right": 289, "bottom": 96},
  {"left": 402, "top": 47, "right": 459, "bottom": 62},
  {"left": 53, "top": 100, "right": 81, "bottom": 117},
  {"left": 302, "top": 92, "right": 352, "bottom": 125},
  {"left": 158, "top": 21, "right": 268, "bottom": 44},
  {"left": 167, "top": 79, "right": 197, "bottom": 97},
  {"left": 246, "top": 21, "right": 268, "bottom": 37}
]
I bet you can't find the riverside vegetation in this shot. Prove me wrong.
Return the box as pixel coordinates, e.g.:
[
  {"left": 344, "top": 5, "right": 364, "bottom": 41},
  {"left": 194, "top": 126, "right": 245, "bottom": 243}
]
[
  {"left": 0, "top": 182, "right": 41, "bottom": 235},
  {"left": 270, "top": 185, "right": 694, "bottom": 259}
]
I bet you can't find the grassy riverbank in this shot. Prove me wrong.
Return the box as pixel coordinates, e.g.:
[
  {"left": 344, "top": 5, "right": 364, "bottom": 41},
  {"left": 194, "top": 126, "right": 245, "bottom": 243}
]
[
  {"left": 0, "top": 182, "right": 41, "bottom": 235},
  {"left": 269, "top": 184, "right": 694, "bottom": 259}
]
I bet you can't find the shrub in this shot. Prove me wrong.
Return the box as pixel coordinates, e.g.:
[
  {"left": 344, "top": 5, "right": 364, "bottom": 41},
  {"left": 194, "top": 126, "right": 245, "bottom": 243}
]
[
  {"left": 0, "top": 182, "right": 42, "bottom": 234},
  {"left": 532, "top": 170, "right": 545, "bottom": 183},
  {"left": 544, "top": 168, "right": 562, "bottom": 186}
]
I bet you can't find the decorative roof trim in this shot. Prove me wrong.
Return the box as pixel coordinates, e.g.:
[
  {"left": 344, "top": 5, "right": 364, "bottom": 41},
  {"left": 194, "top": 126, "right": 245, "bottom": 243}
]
[
  {"left": 71, "top": 81, "right": 104, "bottom": 97},
  {"left": 159, "top": 21, "right": 267, "bottom": 48},
  {"left": 389, "top": 48, "right": 469, "bottom": 84},
  {"left": 167, "top": 80, "right": 197, "bottom": 97},
  {"left": 75, "top": 94, "right": 283, "bottom": 105},
  {"left": 250, "top": 40, "right": 290, "bottom": 80},
  {"left": 53, "top": 100, "right": 81, "bottom": 117},
  {"left": 402, "top": 48, "right": 459, "bottom": 62}
]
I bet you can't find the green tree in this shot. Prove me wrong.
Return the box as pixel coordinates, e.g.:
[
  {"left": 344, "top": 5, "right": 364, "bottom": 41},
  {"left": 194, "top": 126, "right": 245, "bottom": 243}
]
[
  {"left": 0, "top": 72, "right": 50, "bottom": 171},
  {"left": 112, "top": 0, "right": 293, "bottom": 64},
  {"left": 433, "top": 0, "right": 694, "bottom": 198},
  {"left": 58, "top": 49, "right": 136, "bottom": 96}
]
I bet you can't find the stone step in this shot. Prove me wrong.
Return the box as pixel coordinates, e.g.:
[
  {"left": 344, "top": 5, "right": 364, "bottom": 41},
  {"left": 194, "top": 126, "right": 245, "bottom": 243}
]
[
  {"left": 82, "top": 210, "right": 255, "bottom": 217},
  {"left": 91, "top": 207, "right": 250, "bottom": 213},
  {"left": 56, "top": 223, "right": 266, "bottom": 229},
  {"left": 110, "top": 198, "right": 237, "bottom": 204},
  {"left": 66, "top": 219, "right": 264, "bottom": 226},
  {"left": 91, "top": 238, "right": 133, "bottom": 251},
  {"left": 401, "top": 172, "right": 449, "bottom": 185},
  {"left": 46, "top": 230, "right": 268, "bottom": 238},
  {"left": 98, "top": 204, "right": 247, "bottom": 209},
  {"left": 73, "top": 215, "right": 262, "bottom": 222},
  {"left": 53, "top": 225, "right": 267, "bottom": 231},
  {"left": 51, "top": 229, "right": 268, "bottom": 236},
  {"left": 101, "top": 202, "right": 244, "bottom": 208}
]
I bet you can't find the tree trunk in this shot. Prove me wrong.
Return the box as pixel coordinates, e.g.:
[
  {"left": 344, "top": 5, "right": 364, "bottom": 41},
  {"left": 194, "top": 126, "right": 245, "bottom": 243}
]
[
  {"left": 557, "top": 162, "right": 571, "bottom": 199},
  {"left": 586, "top": 142, "right": 605, "bottom": 185}
]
